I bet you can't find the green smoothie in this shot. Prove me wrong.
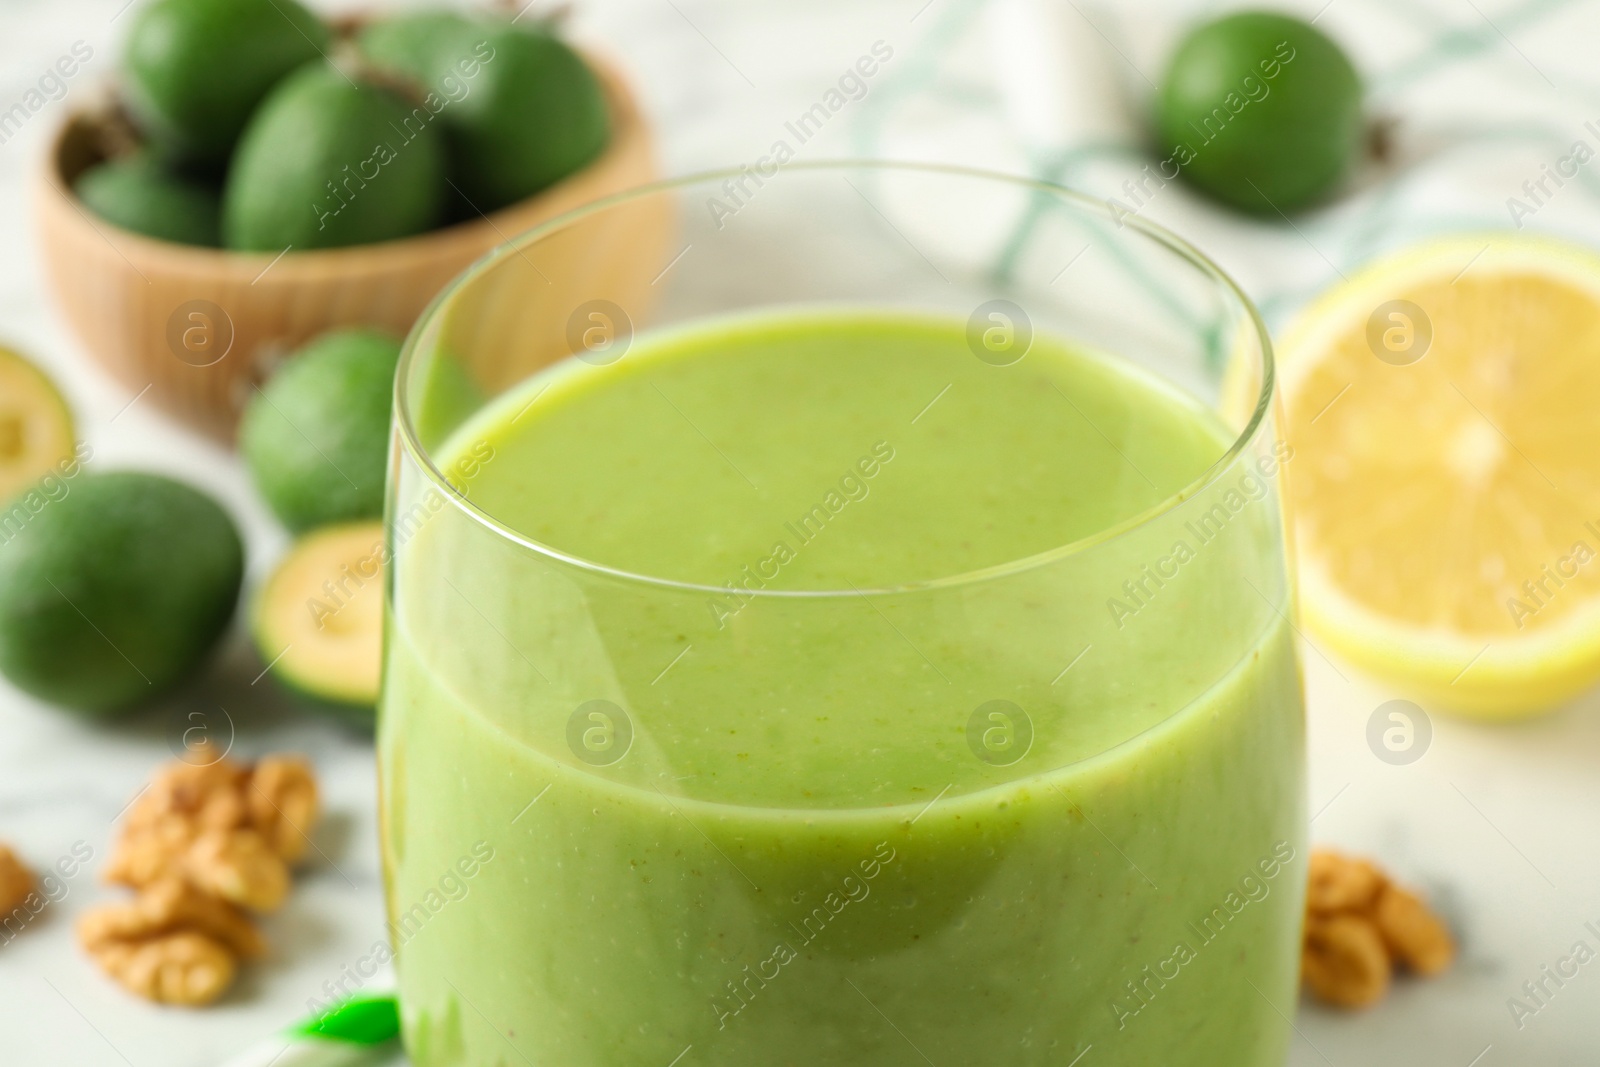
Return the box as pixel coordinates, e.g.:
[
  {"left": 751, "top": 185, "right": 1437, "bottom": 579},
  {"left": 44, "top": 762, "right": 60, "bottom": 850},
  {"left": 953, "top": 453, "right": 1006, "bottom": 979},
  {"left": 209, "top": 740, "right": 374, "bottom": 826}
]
[{"left": 379, "top": 310, "right": 1305, "bottom": 1066}]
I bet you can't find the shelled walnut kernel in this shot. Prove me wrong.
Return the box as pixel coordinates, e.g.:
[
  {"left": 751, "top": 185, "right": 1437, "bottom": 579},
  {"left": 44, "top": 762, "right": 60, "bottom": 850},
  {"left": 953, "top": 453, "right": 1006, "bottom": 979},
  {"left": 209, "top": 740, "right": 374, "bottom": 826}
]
[
  {"left": 0, "top": 844, "right": 34, "bottom": 915},
  {"left": 1303, "top": 848, "right": 1454, "bottom": 1008},
  {"left": 78, "top": 747, "right": 319, "bottom": 1006}
]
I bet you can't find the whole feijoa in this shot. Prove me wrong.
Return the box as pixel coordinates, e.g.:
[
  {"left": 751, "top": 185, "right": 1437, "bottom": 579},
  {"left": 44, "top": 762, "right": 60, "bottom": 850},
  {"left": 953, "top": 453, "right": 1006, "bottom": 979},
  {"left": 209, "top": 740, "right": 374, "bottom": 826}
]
[
  {"left": 357, "top": 11, "right": 477, "bottom": 77},
  {"left": 222, "top": 65, "right": 447, "bottom": 251},
  {"left": 75, "top": 155, "right": 222, "bottom": 246},
  {"left": 240, "top": 329, "right": 402, "bottom": 532},
  {"left": 1156, "top": 11, "right": 1362, "bottom": 214},
  {"left": 0, "top": 472, "right": 244, "bottom": 715},
  {"left": 122, "top": 0, "right": 330, "bottom": 164},
  {"left": 358, "top": 16, "right": 609, "bottom": 212}
]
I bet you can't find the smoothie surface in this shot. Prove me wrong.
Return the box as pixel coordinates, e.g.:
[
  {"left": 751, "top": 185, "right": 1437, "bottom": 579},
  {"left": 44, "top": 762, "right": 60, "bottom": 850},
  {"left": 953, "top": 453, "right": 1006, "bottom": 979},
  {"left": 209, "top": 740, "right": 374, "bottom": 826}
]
[{"left": 440, "top": 309, "right": 1229, "bottom": 590}]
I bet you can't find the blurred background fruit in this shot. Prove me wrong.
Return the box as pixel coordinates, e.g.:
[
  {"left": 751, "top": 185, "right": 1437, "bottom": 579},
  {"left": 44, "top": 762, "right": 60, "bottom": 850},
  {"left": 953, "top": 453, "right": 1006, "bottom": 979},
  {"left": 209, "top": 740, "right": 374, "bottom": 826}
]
[
  {"left": 122, "top": 0, "right": 329, "bottom": 166},
  {"left": 1156, "top": 11, "right": 1363, "bottom": 214},
  {"left": 94, "top": 6, "right": 614, "bottom": 252},
  {"left": 359, "top": 16, "right": 610, "bottom": 212},
  {"left": 40, "top": 7, "right": 659, "bottom": 438},
  {"left": 222, "top": 65, "right": 447, "bottom": 251},
  {"left": 73, "top": 154, "right": 221, "bottom": 246},
  {"left": 239, "top": 328, "right": 401, "bottom": 531},
  {"left": 0, "top": 471, "right": 243, "bottom": 714}
]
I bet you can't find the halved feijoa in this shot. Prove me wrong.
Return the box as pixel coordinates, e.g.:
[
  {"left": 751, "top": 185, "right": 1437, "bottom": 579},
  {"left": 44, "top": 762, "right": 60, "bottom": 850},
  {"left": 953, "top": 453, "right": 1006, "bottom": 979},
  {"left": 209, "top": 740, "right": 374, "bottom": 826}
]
[
  {"left": 252, "top": 522, "right": 386, "bottom": 723},
  {"left": 0, "top": 346, "right": 76, "bottom": 504}
]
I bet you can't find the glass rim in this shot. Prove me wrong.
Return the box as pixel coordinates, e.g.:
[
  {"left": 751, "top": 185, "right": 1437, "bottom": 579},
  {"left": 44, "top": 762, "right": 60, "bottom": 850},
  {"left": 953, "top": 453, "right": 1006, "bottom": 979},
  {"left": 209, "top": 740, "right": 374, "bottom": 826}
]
[{"left": 393, "top": 159, "right": 1276, "bottom": 599}]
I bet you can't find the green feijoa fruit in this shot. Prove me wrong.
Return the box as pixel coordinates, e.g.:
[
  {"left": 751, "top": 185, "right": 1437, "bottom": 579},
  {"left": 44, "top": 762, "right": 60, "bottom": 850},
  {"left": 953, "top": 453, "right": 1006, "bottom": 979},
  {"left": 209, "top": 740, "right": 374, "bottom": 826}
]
[
  {"left": 251, "top": 521, "right": 385, "bottom": 727},
  {"left": 0, "top": 345, "right": 76, "bottom": 504},
  {"left": 222, "top": 65, "right": 447, "bottom": 251},
  {"left": 122, "top": 0, "right": 330, "bottom": 164},
  {"left": 240, "top": 328, "right": 401, "bottom": 532},
  {"left": 449, "top": 25, "right": 610, "bottom": 210},
  {"left": 357, "top": 11, "right": 477, "bottom": 77},
  {"left": 75, "top": 155, "right": 221, "bottom": 246},
  {"left": 355, "top": 10, "right": 479, "bottom": 220},
  {"left": 358, "top": 17, "right": 609, "bottom": 212},
  {"left": 1156, "top": 11, "right": 1362, "bottom": 214},
  {"left": 0, "top": 471, "right": 243, "bottom": 715}
]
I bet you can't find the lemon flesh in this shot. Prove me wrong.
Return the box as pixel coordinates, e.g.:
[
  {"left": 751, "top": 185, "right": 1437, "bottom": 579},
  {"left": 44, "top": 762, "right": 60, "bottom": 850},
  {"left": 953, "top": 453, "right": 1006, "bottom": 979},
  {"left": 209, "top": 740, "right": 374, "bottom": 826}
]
[{"left": 1279, "top": 235, "right": 1600, "bottom": 717}]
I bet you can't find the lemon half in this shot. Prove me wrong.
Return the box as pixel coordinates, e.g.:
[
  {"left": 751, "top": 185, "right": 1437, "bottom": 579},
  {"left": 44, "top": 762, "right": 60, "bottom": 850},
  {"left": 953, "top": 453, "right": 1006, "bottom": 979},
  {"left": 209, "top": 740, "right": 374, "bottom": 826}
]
[{"left": 1278, "top": 234, "right": 1600, "bottom": 718}]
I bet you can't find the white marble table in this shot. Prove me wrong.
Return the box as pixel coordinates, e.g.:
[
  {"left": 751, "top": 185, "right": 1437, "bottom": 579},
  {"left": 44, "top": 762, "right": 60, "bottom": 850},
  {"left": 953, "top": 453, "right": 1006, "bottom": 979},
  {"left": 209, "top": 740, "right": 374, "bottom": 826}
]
[{"left": 3, "top": 0, "right": 1600, "bottom": 1064}]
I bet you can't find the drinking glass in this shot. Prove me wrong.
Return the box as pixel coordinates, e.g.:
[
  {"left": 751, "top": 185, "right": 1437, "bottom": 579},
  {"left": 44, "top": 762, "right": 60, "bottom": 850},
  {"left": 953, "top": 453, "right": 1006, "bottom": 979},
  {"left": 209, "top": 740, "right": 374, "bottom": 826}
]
[{"left": 380, "top": 162, "right": 1305, "bottom": 1067}]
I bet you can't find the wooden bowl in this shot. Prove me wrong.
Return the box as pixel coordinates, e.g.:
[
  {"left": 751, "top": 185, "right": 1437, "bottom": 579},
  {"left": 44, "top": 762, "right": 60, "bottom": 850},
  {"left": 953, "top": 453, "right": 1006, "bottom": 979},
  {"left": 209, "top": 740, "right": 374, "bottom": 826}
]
[{"left": 35, "top": 56, "right": 658, "bottom": 440}]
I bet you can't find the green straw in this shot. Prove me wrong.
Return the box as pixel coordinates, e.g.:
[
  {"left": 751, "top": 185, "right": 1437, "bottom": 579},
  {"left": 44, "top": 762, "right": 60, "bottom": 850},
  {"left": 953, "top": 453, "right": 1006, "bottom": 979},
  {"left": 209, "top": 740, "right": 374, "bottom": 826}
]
[{"left": 220, "top": 994, "right": 400, "bottom": 1067}]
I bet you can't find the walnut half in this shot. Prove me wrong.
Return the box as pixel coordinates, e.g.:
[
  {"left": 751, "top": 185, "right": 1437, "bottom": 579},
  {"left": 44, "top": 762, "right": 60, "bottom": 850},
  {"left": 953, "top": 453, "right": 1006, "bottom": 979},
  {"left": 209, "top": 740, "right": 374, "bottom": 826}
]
[
  {"left": 1373, "top": 882, "right": 1456, "bottom": 976},
  {"left": 247, "top": 756, "right": 319, "bottom": 865},
  {"left": 78, "top": 879, "right": 262, "bottom": 1007},
  {"left": 79, "top": 878, "right": 264, "bottom": 959},
  {"left": 0, "top": 844, "right": 34, "bottom": 916},
  {"left": 1302, "top": 848, "right": 1455, "bottom": 1009},
  {"left": 92, "top": 932, "right": 236, "bottom": 1007},
  {"left": 82, "top": 750, "right": 322, "bottom": 1006},
  {"left": 184, "top": 829, "right": 289, "bottom": 913},
  {"left": 1303, "top": 913, "right": 1391, "bottom": 1007},
  {"left": 104, "top": 751, "right": 319, "bottom": 913},
  {"left": 1306, "top": 849, "right": 1383, "bottom": 913}
]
